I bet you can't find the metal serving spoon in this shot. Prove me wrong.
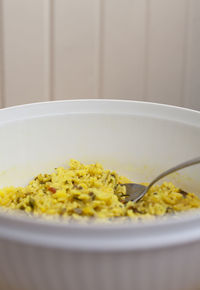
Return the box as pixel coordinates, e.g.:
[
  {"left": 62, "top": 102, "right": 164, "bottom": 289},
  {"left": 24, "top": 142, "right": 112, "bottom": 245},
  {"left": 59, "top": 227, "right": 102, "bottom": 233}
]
[{"left": 123, "top": 156, "right": 200, "bottom": 203}]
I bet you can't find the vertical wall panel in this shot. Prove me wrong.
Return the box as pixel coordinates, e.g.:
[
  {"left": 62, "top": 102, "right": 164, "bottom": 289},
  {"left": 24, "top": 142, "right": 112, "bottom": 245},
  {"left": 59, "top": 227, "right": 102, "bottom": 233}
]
[
  {"left": 183, "top": 0, "right": 200, "bottom": 110},
  {"left": 53, "top": 0, "right": 100, "bottom": 100},
  {"left": 0, "top": 0, "right": 4, "bottom": 108},
  {"left": 101, "top": 0, "right": 147, "bottom": 100},
  {"left": 43, "top": 0, "right": 54, "bottom": 102},
  {"left": 146, "top": 0, "right": 188, "bottom": 106},
  {"left": 3, "top": 0, "right": 50, "bottom": 107},
  {"left": 0, "top": 0, "right": 200, "bottom": 109}
]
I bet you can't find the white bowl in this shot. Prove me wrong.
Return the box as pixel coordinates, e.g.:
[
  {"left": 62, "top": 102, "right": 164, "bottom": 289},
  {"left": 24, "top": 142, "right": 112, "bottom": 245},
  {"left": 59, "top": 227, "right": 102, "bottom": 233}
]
[{"left": 0, "top": 100, "right": 200, "bottom": 290}]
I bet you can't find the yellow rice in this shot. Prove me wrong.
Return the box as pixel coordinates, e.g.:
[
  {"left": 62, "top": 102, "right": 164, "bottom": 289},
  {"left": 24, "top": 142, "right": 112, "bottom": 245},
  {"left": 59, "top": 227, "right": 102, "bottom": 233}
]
[{"left": 0, "top": 159, "right": 200, "bottom": 220}]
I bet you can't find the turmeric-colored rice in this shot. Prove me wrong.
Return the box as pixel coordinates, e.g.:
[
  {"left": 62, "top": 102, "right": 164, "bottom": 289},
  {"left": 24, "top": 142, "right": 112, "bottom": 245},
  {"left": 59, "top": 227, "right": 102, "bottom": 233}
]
[{"left": 0, "top": 159, "right": 200, "bottom": 220}]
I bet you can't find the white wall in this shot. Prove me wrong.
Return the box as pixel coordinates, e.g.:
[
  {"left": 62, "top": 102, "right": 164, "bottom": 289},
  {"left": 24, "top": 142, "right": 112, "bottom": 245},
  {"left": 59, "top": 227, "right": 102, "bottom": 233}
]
[{"left": 0, "top": 0, "right": 199, "bottom": 109}]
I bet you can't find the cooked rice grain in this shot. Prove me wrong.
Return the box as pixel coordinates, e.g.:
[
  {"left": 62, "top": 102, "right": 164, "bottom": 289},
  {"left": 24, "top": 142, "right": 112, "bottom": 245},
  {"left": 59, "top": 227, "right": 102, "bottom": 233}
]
[{"left": 0, "top": 159, "right": 200, "bottom": 220}]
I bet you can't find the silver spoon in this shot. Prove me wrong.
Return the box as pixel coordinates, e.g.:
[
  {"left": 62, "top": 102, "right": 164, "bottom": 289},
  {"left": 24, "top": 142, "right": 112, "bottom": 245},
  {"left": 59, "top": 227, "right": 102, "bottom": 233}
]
[{"left": 123, "top": 156, "right": 200, "bottom": 203}]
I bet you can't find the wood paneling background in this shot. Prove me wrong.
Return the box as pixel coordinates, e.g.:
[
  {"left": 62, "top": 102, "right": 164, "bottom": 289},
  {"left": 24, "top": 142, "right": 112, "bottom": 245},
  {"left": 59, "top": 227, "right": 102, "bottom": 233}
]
[{"left": 0, "top": 0, "right": 199, "bottom": 109}]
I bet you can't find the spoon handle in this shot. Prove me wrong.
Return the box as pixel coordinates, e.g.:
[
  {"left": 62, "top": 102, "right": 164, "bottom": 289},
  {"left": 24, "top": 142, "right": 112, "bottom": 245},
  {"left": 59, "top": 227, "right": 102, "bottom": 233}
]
[{"left": 147, "top": 156, "right": 200, "bottom": 191}]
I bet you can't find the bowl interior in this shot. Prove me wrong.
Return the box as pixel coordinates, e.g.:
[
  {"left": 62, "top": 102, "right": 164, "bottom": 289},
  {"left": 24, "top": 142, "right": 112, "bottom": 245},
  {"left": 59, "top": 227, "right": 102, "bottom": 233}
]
[{"left": 0, "top": 101, "right": 200, "bottom": 196}]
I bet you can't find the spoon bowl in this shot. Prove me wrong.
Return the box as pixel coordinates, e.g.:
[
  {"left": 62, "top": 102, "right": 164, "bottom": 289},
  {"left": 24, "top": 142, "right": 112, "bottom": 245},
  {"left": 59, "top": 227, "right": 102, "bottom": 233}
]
[{"left": 124, "top": 156, "right": 200, "bottom": 203}]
